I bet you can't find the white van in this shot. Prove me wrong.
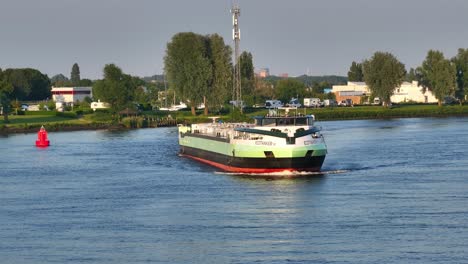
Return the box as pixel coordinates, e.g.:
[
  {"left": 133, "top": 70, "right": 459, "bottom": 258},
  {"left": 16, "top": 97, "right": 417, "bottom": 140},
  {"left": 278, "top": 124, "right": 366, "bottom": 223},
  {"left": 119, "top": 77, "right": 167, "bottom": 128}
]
[{"left": 265, "top": 100, "right": 283, "bottom": 109}]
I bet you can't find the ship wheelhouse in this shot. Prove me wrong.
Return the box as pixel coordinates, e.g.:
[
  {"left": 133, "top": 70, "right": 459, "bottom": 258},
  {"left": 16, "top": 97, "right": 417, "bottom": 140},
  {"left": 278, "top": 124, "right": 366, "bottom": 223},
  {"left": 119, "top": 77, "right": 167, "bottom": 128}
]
[{"left": 253, "top": 115, "right": 315, "bottom": 127}]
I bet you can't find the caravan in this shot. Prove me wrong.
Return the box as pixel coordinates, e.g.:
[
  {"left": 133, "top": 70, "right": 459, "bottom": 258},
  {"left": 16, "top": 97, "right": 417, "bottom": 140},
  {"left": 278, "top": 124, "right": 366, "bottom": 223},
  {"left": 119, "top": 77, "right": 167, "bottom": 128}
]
[{"left": 303, "top": 98, "right": 322, "bottom": 108}]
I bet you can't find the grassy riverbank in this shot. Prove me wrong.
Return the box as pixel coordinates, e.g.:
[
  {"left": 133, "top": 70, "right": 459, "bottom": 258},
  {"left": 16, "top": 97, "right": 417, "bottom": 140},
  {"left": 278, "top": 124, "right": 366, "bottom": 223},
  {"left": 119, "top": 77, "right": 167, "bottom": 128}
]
[
  {"left": 171, "top": 104, "right": 468, "bottom": 124},
  {"left": 2, "top": 104, "right": 468, "bottom": 135},
  {"left": 306, "top": 104, "right": 468, "bottom": 121}
]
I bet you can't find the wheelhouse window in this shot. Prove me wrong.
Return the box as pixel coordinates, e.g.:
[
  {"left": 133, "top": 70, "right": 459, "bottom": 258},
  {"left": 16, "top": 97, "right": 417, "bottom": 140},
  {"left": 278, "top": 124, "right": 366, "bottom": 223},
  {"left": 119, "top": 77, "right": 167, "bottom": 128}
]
[{"left": 295, "top": 117, "right": 307, "bottom": 126}]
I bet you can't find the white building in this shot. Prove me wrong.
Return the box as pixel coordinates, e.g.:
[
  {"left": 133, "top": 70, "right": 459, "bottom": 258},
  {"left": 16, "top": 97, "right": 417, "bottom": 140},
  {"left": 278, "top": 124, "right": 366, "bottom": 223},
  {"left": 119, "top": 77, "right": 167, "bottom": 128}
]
[
  {"left": 51, "top": 86, "right": 92, "bottom": 103},
  {"left": 332, "top": 81, "right": 437, "bottom": 104},
  {"left": 391, "top": 81, "right": 437, "bottom": 103}
]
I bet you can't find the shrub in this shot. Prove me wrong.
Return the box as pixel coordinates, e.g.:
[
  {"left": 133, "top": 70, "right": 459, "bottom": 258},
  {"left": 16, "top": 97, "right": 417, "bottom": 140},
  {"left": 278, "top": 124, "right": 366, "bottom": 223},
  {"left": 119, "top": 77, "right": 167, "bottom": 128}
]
[
  {"left": 46, "top": 101, "right": 56, "bottom": 111},
  {"left": 25, "top": 110, "right": 55, "bottom": 116},
  {"left": 56, "top": 111, "right": 77, "bottom": 118}
]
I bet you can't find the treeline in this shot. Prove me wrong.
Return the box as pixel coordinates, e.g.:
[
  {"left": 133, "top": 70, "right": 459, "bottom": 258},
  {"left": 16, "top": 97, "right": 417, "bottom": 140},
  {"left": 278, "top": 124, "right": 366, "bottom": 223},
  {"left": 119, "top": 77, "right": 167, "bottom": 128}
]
[
  {"left": 264, "top": 75, "right": 347, "bottom": 86},
  {"left": 347, "top": 48, "right": 468, "bottom": 106},
  {"left": 50, "top": 63, "right": 93, "bottom": 87}
]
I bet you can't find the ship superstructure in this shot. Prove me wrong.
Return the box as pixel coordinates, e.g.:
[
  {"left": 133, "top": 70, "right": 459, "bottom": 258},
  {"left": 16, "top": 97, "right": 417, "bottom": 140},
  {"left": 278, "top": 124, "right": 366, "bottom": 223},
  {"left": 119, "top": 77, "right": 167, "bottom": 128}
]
[{"left": 178, "top": 109, "right": 327, "bottom": 173}]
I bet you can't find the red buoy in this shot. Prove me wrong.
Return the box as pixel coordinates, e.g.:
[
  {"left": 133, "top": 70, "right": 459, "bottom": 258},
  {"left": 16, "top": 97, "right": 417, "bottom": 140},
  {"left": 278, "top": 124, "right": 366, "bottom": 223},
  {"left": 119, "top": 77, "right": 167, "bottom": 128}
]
[{"left": 35, "top": 125, "right": 50, "bottom": 147}]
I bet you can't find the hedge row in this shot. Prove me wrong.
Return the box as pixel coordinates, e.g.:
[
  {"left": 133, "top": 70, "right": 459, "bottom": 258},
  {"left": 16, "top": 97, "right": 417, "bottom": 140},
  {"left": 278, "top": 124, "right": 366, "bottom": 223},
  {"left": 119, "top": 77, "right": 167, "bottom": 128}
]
[{"left": 311, "top": 106, "right": 468, "bottom": 121}]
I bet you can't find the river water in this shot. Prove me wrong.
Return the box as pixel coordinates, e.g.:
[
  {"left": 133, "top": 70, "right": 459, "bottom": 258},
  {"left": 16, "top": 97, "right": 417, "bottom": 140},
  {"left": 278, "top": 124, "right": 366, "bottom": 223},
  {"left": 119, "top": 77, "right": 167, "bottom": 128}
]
[{"left": 1, "top": 118, "right": 468, "bottom": 263}]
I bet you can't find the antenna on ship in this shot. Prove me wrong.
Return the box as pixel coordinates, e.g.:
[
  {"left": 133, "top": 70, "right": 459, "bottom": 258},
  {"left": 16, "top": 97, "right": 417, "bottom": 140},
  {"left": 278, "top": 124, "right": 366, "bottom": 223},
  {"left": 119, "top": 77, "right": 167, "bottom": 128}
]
[{"left": 231, "top": 1, "right": 242, "bottom": 113}]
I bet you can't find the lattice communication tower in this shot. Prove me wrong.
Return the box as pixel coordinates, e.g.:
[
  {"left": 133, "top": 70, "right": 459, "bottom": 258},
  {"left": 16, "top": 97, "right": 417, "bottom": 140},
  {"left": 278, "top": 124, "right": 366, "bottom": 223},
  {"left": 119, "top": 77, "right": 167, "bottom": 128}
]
[{"left": 231, "top": 3, "right": 241, "bottom": 112}]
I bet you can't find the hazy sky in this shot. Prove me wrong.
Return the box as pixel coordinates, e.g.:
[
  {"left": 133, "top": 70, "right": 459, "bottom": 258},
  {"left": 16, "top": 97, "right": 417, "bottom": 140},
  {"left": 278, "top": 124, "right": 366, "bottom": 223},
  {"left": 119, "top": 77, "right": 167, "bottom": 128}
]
[{"left": 0, "top": 0, "right": 467, "bottom": 80}]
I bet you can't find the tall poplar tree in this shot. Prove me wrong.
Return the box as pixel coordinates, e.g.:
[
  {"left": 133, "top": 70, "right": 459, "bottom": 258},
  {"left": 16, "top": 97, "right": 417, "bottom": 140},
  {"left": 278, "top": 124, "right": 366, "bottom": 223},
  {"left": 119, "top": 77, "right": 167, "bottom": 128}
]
[
  {"left": 452, "top": 48, "right": 468, "bottom": 104},
  {"left": 164, "top": 32, "right": 212, "bottom": 115},
  {"left": 362, "top": 52, "right": 406, "bottom": 107},
  {"left": 347, "top": 61, "right": 364, "bottom": 82},
  {"left": 206, "top": 34, "right": 232, "bottom": 114},
  {"left": 165, "top": 32, "right": 236, "bottom": 115},
  {"left": 239, "top": 51, "right": 255, "bottom": 98},
  {"left": 406, "top": 68, "right": 416, "bottom": 82},
  {"left": 417, "top": 50, "right": 456, "bottom": 106},
  {"left": 71, "top": 63, "right": 81, "bottom": 86}
]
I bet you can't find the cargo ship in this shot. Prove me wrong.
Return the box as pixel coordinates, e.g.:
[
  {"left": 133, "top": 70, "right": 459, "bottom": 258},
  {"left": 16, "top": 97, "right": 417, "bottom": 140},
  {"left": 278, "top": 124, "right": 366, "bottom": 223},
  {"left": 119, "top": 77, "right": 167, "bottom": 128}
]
[{"left": 178, "top": 108, "right": 327, "bottom": 173}]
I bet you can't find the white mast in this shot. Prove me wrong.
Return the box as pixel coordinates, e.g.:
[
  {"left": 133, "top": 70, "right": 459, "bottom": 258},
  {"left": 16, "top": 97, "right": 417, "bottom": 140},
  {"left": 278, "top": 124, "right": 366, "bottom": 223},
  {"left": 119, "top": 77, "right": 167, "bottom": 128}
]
[{"left": 231, "top": 2, "right": 242, "bottom": 113}]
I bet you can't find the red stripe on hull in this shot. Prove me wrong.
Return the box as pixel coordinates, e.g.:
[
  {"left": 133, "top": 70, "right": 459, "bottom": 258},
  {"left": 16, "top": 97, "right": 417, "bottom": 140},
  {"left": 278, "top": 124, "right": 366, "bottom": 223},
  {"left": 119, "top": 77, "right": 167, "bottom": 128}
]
[{"left": 181, "top": 154, "right": 321, "bottom": 173}]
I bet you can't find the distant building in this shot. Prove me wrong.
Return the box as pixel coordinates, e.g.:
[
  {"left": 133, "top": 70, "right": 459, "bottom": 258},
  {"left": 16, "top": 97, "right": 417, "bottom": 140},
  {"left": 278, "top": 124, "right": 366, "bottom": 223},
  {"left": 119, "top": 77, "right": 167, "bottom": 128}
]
[
  {"left": 279, "top": 73, "right": 289, "bottom": 78},
  {"left": 51, "top": 86, "right": 92, "bottom": 103},
  {"left": 258, "top": 68, "right": 270, "bottom": 78},
  {"left": 332, "top": 82, "right": 368, "bottom": 104},
  {"left": 332, "top": 81, "right": 437, "bottom": 104}
]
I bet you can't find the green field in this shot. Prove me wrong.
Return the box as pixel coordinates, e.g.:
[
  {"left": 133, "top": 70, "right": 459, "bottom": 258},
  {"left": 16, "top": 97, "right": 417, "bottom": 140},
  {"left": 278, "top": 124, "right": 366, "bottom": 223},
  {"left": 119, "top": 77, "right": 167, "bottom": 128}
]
[{"left": 0, "top": 115, "right": 81, "bottom": 125}]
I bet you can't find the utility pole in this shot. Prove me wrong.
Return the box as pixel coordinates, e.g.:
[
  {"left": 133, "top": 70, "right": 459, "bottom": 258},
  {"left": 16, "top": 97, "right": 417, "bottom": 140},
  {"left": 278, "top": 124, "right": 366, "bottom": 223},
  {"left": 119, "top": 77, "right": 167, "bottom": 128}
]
[{"left": 231, "top": 3, "right": 242, "bottom": 113}]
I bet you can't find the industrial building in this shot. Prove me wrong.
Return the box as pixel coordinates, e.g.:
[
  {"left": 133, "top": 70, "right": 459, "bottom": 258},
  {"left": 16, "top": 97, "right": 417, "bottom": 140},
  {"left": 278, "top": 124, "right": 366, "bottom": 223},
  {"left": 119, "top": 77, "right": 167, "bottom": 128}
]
[{"left": 51, "top": 86, "right": 92, "bottom": 103}]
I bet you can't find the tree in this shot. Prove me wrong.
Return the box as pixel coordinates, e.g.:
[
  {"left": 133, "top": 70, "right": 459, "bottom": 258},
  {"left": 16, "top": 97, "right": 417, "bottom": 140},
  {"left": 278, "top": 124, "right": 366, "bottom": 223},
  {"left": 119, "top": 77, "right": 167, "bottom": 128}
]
[
  {"left": 254, "top": 77, "right": 274, "bottom": 103},
  {"left": 310, "top": 81, "right": 331, "bottom": 95},
  {"left": 417, "top": 50, "right": 456, "bottom": 106},
  {"left": 92, "top": 64, "right": 136, "bottom": 112},
  {"left": 51, "top": 74, "right": 70, "bottom": 86},
  {"left": 27, "top": 70, "right": 51, "bottom": 100},
  {"left": 131, "top": 76, "right": 148, "bottom": 105},
  {"left": 275, "top": 78, "right": 306, "bottom": 102},
  {"left": 362, "top": 52, "right": 406, "bottom": 107},
  {"left": 347, "top": 61, "right": 364, "bottom": 82},
  {"left": 164, "top": 32, "right": 213, "bottom": 115},
  {"left": 71, "top": 63, "right": 81, "bottom": 85},
  {"left": 406, "top": 68, "right": 416, "bottom": 82},
  {"left": 239, "top": 51, "right": 255, "bottom": 103},
  {"left": 3, "top": 68, "right": 51, "bottom": 101},
  {"left": 206, "top": 34, "right": 232, "bottom": 114},
  {"left": 0, "top": 69, "right": 14, "bottom": 123},
  {"left": 452, "top": 48, "right": 468, "bottom": 104},
  {"left": 79, "top": 79, "right": 93, "bottom": 86}
]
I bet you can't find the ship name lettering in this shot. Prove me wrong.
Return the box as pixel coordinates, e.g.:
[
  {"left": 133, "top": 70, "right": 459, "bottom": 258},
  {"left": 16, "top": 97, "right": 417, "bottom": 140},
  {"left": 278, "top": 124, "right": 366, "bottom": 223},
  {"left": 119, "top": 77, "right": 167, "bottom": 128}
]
[{"left": 255, "top": 141, "right": 275, "bottom": 146}]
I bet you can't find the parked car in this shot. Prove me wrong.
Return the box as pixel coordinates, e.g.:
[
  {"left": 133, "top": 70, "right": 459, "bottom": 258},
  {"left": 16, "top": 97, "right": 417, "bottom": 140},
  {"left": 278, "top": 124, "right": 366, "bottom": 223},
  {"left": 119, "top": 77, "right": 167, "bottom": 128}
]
[
  {"left": 372, "top": 98, "right": 381, "bottom": 105},
  {"left": 229, "top": 100, "right": 245, "bottom": 108},
  {"left": 323, "top": 99, "right": 337, "bottom": 107},
  {"left": 443, "top": 96, "right": 459, "bottom": 105},
  {"left": 286, "top": 98, "right": 302, "bottom": 108},
  {"left": 339, "top": 99, "right": 353, "bottom": 107},
  {"left": 265, "top": 100, "right": 283, "bottom": 109},
  {"left": 253, "top": 103, "right": 265, "bottom": 108}
]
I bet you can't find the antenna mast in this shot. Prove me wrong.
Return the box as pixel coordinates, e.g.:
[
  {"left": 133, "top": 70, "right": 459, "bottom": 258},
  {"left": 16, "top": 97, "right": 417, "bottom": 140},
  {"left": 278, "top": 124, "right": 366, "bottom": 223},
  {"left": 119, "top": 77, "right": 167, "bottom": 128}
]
[{"left": 231, "top": 2, "right": 242, "bottom": 113}]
